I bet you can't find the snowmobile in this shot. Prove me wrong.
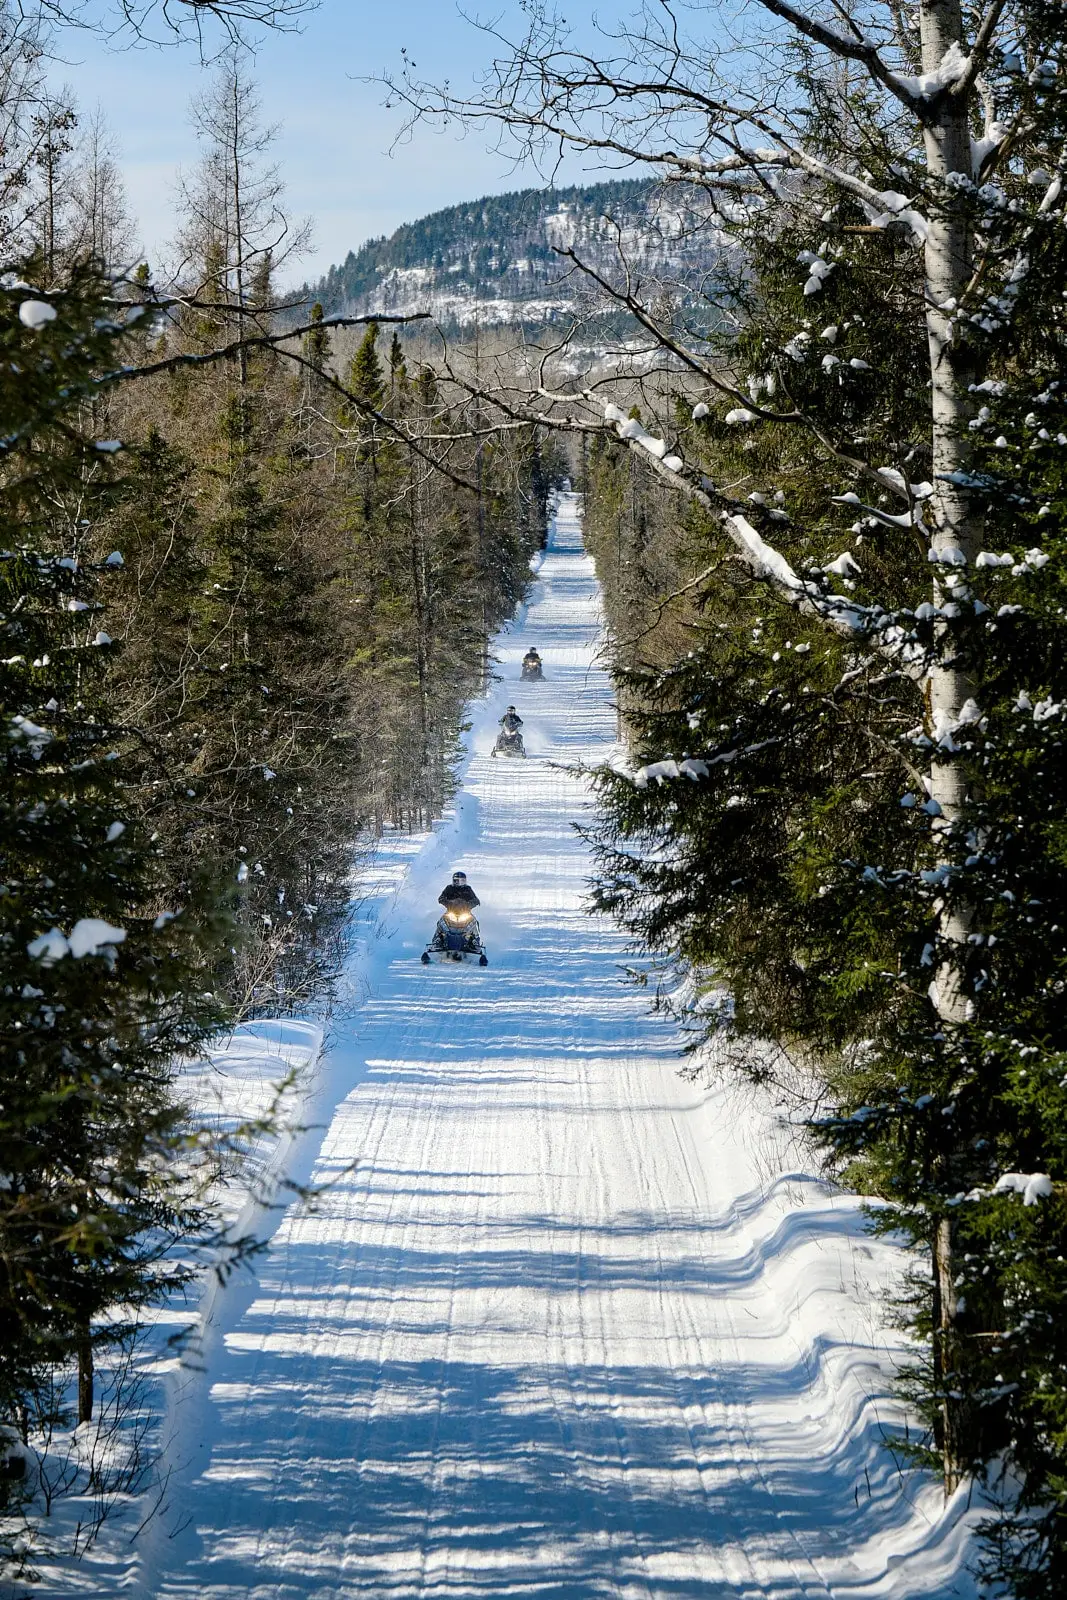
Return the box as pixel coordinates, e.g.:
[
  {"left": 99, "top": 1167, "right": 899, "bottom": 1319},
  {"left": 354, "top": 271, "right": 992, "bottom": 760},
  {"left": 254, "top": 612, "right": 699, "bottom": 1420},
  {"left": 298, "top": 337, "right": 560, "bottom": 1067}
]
[
  {"left": 492, "top": 728, "right": 526, "bottom": 758},
  {"left": 493, "top": 707, "right": 527, "bottom": 758},
  {"left": 421, "top": 904, "right": 489, "bottom": 965},
  {"left": 520, "top": 649, "right": 544, "bottom": 682}
]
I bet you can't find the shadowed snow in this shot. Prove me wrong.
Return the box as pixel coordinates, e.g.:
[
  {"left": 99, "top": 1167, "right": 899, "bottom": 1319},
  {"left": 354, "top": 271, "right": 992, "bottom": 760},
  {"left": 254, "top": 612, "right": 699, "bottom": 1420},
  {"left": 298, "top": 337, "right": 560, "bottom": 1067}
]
[{"left": 127, "top": 497, "right": 980, "bottom": 1600}]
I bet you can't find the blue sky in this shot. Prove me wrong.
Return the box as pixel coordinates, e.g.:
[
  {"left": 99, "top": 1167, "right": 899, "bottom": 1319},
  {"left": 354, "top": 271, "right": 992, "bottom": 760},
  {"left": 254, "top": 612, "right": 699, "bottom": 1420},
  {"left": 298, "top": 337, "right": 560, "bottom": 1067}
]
[{"left": 49, "top": 0, "right": 605, "bottom": 285}]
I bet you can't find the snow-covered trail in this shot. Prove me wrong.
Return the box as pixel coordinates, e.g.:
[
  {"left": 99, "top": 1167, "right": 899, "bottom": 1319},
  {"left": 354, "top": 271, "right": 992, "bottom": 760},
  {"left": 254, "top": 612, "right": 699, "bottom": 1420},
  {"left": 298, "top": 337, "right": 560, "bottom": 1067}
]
[{"left": 148, "top": 495, "right": 977, "bottom": 1600}]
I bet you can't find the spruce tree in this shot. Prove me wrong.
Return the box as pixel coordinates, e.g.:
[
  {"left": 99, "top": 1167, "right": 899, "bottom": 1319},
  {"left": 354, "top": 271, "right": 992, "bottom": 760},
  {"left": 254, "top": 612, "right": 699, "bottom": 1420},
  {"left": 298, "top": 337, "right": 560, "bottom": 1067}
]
[{"left": 0, "top": 272, "right": 230, "bottom": 1465}]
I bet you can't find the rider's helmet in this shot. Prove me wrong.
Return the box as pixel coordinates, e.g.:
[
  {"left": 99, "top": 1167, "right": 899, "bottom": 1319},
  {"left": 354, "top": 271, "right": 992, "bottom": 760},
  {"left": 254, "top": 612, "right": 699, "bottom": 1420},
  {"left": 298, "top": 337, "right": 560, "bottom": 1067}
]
[
  {"left": 452, "top": 871, "right": 467, "bottom": 884},
  {"left": 506, "top": 704, "right": 516, "bottom": 713}
]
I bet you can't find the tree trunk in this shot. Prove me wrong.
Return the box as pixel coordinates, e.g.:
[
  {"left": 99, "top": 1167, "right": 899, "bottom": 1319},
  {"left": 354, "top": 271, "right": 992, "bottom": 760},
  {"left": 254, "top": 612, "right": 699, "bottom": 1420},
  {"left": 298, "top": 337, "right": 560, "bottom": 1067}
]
[
  {"left": 919, "top": 0, "right": 985, "bottom": 1489},
  {"left": 77, "top": 1329, "right": 93, "bottom": 1424},
  {"left": 931, "top": 1216, "right": 965, "bottom": 1493},
  {"left": 408, "top": 446, "right": 429, "bottom": 751}
]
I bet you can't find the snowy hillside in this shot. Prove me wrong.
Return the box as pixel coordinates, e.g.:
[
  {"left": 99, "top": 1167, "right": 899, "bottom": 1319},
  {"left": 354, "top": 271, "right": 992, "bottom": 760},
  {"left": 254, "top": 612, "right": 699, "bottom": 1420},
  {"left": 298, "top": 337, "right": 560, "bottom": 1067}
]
[
  {"left": 303, "top": 180, "right": 725, "bottom": 332},
  {"left": 56, "top": 493, "right": 982, "bottom": 1600}
]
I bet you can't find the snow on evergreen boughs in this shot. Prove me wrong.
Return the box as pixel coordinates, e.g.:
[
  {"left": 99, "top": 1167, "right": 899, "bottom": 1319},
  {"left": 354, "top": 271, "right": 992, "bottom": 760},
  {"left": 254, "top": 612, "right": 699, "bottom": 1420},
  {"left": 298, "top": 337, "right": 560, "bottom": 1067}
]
[{"left": 576, "top": 3, "right": 1067, "bottom": 1590}]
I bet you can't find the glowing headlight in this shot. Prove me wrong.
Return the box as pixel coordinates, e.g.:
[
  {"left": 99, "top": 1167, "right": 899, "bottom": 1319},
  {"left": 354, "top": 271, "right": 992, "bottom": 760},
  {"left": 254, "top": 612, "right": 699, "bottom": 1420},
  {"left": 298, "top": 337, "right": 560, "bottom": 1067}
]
[{"left": 445, "top": 908, "right": 472, "bottom": 926}]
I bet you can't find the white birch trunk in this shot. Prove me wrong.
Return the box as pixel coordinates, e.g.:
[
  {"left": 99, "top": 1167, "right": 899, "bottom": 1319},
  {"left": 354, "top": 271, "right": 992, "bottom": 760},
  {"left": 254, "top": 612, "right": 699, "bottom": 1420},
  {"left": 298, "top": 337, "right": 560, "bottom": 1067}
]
[
  {"left": 920, "top": 0, "right": 983, "bottom": 1021},
  {"left": 918, "top": 0, "right": 984, "bottom": 1490}
]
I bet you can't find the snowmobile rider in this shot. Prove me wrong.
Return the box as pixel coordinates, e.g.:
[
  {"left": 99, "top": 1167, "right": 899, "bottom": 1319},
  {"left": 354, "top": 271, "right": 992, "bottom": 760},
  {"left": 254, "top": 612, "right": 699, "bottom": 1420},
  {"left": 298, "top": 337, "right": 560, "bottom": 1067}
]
[
  {"left": 522, "top": 648, "right": 541, "bottom": 669},
  {"left": 438, "top": 870, "right": 480, "bottom": 912},
  {"left": 499, "top": 706, "right": 523, "bottom": 733}
]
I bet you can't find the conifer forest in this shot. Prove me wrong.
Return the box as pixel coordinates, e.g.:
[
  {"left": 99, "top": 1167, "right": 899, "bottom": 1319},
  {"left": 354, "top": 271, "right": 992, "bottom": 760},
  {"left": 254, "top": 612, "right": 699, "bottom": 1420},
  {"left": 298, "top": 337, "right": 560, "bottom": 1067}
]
[{"left": 3, "top": 2, "right": 1067, "bottom": 1598}]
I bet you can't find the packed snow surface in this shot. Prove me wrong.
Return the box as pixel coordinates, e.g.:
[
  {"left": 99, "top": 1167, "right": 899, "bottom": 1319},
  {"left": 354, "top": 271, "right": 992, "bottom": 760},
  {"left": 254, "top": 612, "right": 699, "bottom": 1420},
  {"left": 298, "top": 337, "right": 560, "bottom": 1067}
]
[{"left": 134, "top": 495, "right": 977, "bottom": 1599}]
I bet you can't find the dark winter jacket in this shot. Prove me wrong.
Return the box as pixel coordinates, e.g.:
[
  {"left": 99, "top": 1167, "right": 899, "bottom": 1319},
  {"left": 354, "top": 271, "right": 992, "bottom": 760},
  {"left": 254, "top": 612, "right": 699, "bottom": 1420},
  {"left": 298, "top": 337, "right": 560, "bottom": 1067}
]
[
  {"left": 438, "top": 883, "right": 480, "bottom": 910},
  {"left": 500, "top": 711, "right": 523, "bottom": 732}
]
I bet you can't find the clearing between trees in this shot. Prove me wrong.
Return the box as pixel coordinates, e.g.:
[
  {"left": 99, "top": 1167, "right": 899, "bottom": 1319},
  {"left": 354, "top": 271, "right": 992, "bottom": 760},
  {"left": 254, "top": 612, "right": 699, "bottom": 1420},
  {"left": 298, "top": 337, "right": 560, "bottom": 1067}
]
[{"left": 116, "top": 494, "right": 983, "bottom": 1600}]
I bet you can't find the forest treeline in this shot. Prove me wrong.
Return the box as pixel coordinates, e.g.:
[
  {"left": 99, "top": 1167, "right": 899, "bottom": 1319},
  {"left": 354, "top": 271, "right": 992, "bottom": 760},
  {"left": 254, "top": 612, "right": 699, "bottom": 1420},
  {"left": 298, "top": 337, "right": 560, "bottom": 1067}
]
[
  {"left": 104, "top": 307, "right": 552, "bottom": 1016},
  {"left": 0, "top": 9, "right": 556, "bottom": 1563}
]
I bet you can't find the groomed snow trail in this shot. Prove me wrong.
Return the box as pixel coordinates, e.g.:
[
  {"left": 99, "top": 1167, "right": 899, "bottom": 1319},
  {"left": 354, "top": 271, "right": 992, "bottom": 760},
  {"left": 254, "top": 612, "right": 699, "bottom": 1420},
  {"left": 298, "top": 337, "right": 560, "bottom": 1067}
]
[{"left": 149, "top": 496, "right": 978, "bottom": 1600}]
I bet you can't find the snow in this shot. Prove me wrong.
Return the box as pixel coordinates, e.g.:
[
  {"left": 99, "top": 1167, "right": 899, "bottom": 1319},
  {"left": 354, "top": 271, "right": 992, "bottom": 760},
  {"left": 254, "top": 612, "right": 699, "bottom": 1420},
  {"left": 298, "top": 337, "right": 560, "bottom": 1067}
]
[
  {"left": 724, "top": 407, "right": 758, "bottom": 424},
  {"left": 9, "top": 713, "right": 52, "bottom": 754},
  {"left": 872, "top": 189, "right": 909, "bottom": 215},
  {"left": 26, "top": 917, "right": 126, "bottom": 963},
  {"left": 887, "top": 41, "right": 971, "bottom": 102},
  {"left": 972, "top": 124, "right": 1009, "bottom": 174},
  {"left": 68, "top": 918, "right": 127, "bottom": 958},
  {"left": 858, "top": 190, "right": 927, "bottom": 246},
  {"left": 26, "top": 927, "right": 71, "bottom": 963},
  {"left": 929, "top": 546, "right": 968, "bottom": 566},
  {"left": 975, "top": 551, "right": 1013, "bottom": 568},
  {"left": 41, "top": 495, "right": 983, "bottom": 1599},
  {"left": 799, "top": 252, "right": 833, "bottom": 295},
  {"left": 994, "top": 1172, "right": 1053, "bottom": 1206},
  {"left": 633, "top": 756, "right": 710, "bottom": 788},
  {"left": 728, "top": 513, "right": 803, "bottom": 591},
  {"left": 619, "top": 417, "right": 669, "bottom": 458},
  {"left": 607, "top": 407, "right": 679, "bottom": 467},
  {"left": 18, "top": 298, "right": 57, "bottom": 329}
]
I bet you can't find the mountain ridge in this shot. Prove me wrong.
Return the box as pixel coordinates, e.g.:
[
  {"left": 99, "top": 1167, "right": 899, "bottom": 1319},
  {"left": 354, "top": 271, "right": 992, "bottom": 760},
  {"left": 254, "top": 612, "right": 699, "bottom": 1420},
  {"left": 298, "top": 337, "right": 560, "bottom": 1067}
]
[{"left": 301, "top": 178, "right": 724, "bottom": 332}]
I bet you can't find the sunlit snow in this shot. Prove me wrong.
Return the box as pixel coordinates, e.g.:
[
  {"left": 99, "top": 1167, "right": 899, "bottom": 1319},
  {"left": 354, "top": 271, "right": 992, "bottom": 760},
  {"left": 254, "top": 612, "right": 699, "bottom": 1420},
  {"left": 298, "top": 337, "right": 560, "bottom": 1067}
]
[{"left": 48, "top": 496, "right": 985, "bottom": 1600}]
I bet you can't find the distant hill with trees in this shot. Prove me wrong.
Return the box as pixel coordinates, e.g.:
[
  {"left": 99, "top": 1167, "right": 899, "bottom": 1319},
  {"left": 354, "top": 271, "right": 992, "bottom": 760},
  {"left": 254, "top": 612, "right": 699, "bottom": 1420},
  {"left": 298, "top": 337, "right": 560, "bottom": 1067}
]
[{"left": 301, "top": 179, "right": 726, "bottom": 332}]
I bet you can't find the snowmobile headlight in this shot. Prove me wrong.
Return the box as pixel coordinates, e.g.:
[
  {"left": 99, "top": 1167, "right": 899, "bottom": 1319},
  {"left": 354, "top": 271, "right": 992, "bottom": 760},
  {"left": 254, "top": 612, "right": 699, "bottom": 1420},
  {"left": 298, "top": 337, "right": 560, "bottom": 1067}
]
[{"left": 445, "top": 908, "right": 472, "bottom": 926}]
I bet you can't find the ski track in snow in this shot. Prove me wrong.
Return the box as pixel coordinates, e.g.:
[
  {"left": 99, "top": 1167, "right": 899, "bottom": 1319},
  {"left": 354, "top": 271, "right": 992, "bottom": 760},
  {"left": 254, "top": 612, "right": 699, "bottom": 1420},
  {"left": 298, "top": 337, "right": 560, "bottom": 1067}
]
[{"left": 138, "top": 496, "right": 979, "bottom": 1600}]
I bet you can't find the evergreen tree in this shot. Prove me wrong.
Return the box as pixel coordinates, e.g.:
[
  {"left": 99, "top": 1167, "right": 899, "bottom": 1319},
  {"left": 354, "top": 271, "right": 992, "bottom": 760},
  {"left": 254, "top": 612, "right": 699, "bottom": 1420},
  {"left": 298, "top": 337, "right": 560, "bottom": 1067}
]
[
  {"left": 304, "top": 300, "right": 328, "bottom": 371},
  {"left": 0, "top": 273, "right": 231, "bottom": 1472},
  {"left": 347, "top": 319, "right": 385, "bottom": 409}
]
